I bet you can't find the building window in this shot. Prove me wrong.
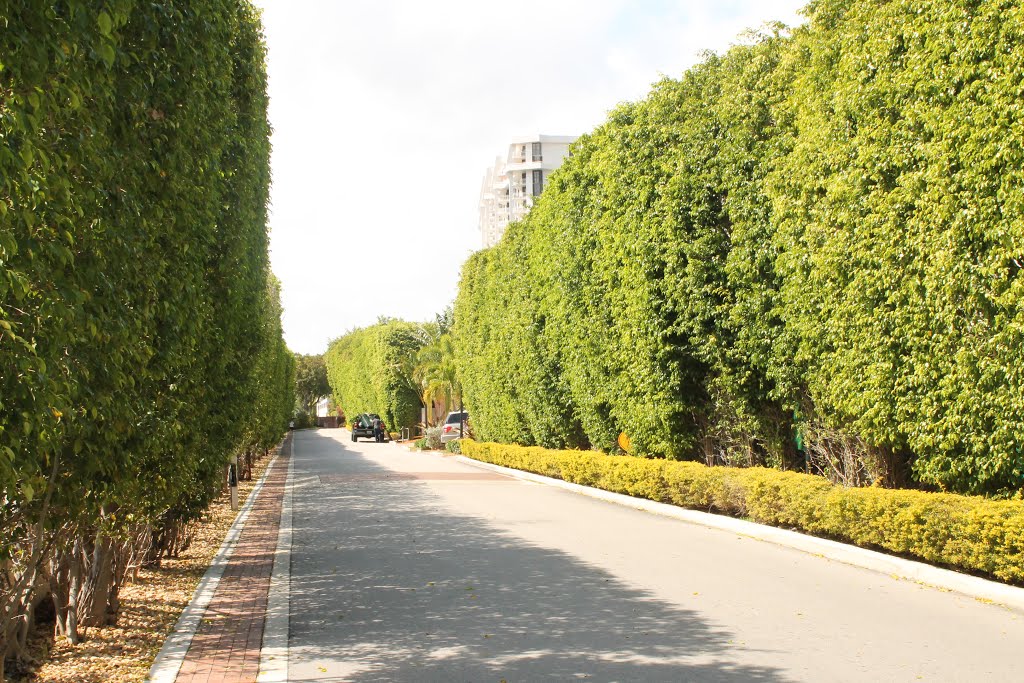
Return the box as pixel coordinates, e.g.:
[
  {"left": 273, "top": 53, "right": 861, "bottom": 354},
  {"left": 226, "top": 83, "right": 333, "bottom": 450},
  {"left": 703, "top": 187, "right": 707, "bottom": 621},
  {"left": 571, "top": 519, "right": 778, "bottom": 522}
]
[
  {"left": 532, "top": 141, "right": 542, "bottom": 162},
  {"left": 532, "top": 169, "right": 543, "bottom": 196}
]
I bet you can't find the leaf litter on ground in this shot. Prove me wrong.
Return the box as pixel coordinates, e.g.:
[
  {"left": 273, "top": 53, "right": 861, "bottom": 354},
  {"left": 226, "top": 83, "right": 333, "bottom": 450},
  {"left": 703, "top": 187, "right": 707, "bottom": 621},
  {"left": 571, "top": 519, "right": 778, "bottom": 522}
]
[{"left": 18, "top": 451, "right": 277, "bottom": 682}]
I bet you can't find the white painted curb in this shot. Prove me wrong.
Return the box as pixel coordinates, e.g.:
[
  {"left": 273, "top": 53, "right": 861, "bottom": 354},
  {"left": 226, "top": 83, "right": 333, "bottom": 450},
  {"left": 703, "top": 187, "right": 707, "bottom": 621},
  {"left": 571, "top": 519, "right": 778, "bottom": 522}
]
[
  {"left": 455, "top": 455, "right": 1024, "bottom": 614},
  {"left": 147, "top": 451, "right": 281, "bottom": 683},
  {"left": 258, "top": 445, "right": 294, "bottom": 681}
]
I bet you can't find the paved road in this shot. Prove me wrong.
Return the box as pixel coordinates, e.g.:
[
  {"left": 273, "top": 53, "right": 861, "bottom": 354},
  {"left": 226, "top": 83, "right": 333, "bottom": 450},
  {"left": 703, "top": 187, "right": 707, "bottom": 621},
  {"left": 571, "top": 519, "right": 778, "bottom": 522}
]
[{"left": 287, "top": 429, "right": 1024, "bottom": 682}]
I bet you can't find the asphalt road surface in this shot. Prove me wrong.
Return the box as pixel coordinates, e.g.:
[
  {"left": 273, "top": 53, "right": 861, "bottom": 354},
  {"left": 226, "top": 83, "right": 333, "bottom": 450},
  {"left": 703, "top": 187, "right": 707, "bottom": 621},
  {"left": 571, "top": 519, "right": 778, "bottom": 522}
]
[{"left": 286, "top": 429, "right": 1024, "bottom": 682}]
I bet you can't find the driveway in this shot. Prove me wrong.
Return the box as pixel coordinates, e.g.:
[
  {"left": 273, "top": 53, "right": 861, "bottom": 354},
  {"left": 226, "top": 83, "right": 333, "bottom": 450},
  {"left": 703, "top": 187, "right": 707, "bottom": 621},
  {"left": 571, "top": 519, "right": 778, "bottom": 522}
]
[{"left": 286, "top": 429, "right": 1024, "bottom": 682}]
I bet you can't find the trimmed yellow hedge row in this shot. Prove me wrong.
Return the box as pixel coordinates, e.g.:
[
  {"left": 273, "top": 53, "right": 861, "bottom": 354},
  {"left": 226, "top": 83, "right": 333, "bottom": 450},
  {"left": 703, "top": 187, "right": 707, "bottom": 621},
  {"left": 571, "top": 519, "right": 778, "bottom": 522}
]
[{"left": 461, "top": 441, "right": 1024, "bottom": 584}]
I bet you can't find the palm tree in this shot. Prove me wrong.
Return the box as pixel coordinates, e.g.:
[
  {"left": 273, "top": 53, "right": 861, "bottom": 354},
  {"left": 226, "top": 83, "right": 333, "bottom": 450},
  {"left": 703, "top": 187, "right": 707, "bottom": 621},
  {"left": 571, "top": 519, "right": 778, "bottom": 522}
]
[{"left": 413, "top": 333, "right": 461, "bottom": 424}]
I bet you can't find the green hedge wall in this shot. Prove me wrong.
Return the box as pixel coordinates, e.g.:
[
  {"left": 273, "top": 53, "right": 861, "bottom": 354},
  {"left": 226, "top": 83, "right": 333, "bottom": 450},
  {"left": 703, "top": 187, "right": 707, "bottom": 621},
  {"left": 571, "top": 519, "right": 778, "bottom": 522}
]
[
  {"left": 462, "top": 441, "right": 1024, "bottom": 584},
  {"left": 453, "top": 1, "right": 1024, "bottom": 497},
  {"left": 0, "top": 0, "right": 292, "bottom": 658},
  {"left": 325, "top": 320, "right": 427, "bottom": 431},
  {"left": 454, "top": 30, "right": 799, "bottom": 464},
  {"left": 771, "top": 0, "right": 1024, "bottom": 494}
]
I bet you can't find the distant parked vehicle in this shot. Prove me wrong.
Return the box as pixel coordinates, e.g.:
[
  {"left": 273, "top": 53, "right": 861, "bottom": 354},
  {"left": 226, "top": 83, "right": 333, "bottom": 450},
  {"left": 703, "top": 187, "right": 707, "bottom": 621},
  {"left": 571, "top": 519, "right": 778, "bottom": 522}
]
[
  {"left": 351, "top": 413, "right": 388, "bottom": 442},
  {"left": 440, "top": 411, "right": 468, "bottom": 443}
]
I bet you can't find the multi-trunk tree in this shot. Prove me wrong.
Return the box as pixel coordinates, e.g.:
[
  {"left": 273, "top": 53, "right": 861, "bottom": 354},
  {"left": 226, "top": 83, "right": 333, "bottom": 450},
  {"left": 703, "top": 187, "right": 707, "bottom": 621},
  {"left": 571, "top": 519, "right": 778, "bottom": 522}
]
[{"left": 294, "top": 353, "right": 331, "bottom": 420}]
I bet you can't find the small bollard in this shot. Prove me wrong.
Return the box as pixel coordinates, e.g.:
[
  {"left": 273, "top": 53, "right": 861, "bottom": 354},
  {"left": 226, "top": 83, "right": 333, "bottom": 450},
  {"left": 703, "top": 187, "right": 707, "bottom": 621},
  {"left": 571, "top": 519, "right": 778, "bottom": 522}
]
[{"left": 229, "top": 455, "right": 239, "bottom": 511}]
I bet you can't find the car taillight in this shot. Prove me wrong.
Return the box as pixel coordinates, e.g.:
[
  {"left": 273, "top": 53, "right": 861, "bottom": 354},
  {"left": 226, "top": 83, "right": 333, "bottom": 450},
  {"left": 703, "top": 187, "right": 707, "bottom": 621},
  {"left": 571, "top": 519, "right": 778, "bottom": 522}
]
[{"left": 443, "top": 425, "right": 453, "bottom": 433}]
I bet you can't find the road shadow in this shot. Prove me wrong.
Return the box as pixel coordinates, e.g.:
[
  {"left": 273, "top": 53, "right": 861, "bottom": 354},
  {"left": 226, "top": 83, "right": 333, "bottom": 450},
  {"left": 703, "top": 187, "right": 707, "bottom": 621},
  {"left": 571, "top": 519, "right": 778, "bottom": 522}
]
[{"left": 285, "top": 429, "right": 794, "bottom": 682}]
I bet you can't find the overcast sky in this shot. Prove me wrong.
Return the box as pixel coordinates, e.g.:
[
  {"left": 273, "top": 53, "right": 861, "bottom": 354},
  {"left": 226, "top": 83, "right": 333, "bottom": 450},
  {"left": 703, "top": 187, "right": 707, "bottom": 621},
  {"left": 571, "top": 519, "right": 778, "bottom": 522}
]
[{"left": 252, "top": 0, "right": 807, "bottom": 355}]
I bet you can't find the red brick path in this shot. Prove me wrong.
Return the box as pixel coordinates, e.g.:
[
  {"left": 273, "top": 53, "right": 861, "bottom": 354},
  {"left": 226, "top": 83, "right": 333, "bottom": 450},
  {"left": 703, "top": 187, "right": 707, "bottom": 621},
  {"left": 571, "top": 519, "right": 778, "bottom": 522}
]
[{"left": 175, "top": 436, "right": 291, "bottom": 683}]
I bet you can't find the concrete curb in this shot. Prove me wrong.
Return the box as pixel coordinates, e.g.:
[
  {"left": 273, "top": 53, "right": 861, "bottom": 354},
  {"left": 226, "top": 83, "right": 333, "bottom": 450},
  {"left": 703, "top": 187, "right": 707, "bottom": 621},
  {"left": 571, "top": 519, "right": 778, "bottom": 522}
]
[
  {"left": 455, "top": 455, "right": 1024, "bottom": 614},
  {"left": 258, "top": 444, "right": 294, "bottom": 681},
  {"left": 147, "top": 451, "right": 281, "bottom": 683}
]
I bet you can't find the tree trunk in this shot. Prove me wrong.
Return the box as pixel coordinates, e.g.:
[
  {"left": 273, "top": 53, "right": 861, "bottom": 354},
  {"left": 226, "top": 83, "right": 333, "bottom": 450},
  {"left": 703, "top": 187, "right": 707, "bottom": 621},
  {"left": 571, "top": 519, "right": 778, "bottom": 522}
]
[
  {"left": 0, "top": 454, "right": 63, "bottom": 667},
  {"left": 85, "top": 531, "right": 114, "bottom": 628},
  {"left": 53, "top": 537, "right": 83, "bottom": 645}
]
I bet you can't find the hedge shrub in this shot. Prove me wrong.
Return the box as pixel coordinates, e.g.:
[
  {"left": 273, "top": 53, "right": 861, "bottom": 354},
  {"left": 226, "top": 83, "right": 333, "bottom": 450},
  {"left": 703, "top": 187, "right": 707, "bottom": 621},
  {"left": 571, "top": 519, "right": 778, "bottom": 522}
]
[
  {"left": 771, "top": 0, "right": 1024, "bottom": 494},
  {"left": 325, "top": 319, "right": 427, "bottom": 431},
  {"left": 454, "top": 30, "right": 797, "bottom": 463},
  {"left": 1, "top": 0, "right": 292, "bottom": 666},
  {"left": 461, "top": 441, "right": 1024, "bottom": 584},
  {"left": 453, "top": 0, "right": 1024, "bottom": 497}
]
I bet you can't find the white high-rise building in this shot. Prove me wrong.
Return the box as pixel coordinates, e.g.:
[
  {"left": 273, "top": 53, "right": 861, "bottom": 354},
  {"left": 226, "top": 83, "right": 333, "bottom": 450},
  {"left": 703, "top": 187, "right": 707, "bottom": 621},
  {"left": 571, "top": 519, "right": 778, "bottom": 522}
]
[{"left": 479, "top": 135, "right": 577, "bottom": 248}]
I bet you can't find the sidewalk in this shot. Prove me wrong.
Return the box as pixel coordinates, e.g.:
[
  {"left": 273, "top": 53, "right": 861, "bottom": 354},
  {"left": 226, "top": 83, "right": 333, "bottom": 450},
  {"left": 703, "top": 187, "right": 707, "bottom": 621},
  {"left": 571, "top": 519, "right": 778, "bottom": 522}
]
[{"left": 170, "top": 437, "right": 291, "bottom": 683}]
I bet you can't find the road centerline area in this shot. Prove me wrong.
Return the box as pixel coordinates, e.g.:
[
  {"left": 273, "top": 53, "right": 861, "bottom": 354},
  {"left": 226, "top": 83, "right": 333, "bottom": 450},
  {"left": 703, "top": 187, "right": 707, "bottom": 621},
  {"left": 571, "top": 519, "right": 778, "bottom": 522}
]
[{"left": 319, "top": 472, "right": 510, "bottom": 483}]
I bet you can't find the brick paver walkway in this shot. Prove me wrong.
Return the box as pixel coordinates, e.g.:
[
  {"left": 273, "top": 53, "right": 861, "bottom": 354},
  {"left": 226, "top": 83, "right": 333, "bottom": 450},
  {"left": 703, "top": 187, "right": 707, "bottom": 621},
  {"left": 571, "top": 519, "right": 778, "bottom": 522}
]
[{"left": 175, "top": 436, "right": 291, "bottom": 683}]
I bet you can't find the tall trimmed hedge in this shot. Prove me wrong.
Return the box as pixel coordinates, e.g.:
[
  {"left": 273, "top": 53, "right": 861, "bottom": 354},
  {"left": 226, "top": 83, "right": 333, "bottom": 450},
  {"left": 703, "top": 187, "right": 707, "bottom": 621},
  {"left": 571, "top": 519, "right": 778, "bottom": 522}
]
[
  {"left": 325, "top": 320, "right": 427, "bottom": 431},
  {"left": 0, "top": 1, "right": 291, "bottom": 668},
  {"left": 454, "top": 1, "right": 1024, "bottom": 497},
  {"left": 772, "top": 0, "right": 1024, "bottom": 494},
  {"left": 455, "top": 29, "right": 796, "bottom": 464}
]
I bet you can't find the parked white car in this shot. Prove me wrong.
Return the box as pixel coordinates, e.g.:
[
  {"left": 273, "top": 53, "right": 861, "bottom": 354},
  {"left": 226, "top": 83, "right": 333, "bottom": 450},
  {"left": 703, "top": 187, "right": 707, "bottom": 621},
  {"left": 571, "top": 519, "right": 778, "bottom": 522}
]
[{"left": 440, "top": 411, "right": 468, "bottom": 443}]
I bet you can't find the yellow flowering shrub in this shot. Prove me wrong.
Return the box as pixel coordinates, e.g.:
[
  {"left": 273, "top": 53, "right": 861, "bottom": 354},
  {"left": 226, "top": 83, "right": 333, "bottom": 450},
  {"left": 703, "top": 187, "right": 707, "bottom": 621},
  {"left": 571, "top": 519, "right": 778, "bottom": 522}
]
[{"left": 462, "top": 441, "right": 1024, "bottom": 583}]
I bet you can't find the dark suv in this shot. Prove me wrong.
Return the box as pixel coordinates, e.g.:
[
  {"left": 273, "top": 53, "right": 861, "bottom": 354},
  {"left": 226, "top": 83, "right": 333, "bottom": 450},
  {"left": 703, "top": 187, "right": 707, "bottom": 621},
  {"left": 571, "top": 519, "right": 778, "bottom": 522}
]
[{"left": 351, "top": 413, "right": 388, "bottom": 442}]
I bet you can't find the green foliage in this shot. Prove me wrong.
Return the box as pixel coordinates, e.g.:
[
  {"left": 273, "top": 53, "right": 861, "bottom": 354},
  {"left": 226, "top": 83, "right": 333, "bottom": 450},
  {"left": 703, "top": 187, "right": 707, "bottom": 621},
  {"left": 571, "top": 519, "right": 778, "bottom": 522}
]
[
  {"left": 292, "top": 411, "right": 316, "bottom": 430},
  {"left": 771, "top": 0, "right": 1024, "bottom": 494},
  {"left": 325, "top": 320, "right": 428, "bottom": 430},
  {"left": 453, "top": 228, "right": 587, "bottom": 450},
  {"left": 454, "top": 3, "right": 1024, "bottom": 497},
  {"left": 0, "top": 0, "right": 291, "bottom": 654},
  {"left": 462, "top": 441, "right": 1024, "bottom": 584},
  {"left": 413, "top": 330, "right": 460, "bottom": 422},
  {"left": 294, "top": 353, "right": 331, "bottom": 416},
  {"left": 445, "top": 439, "right": 462, "bottom": 454},
  {"left": 455, "top": 30, "right": 795, "bottom": 462}
]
